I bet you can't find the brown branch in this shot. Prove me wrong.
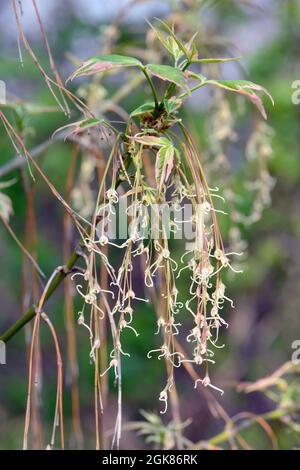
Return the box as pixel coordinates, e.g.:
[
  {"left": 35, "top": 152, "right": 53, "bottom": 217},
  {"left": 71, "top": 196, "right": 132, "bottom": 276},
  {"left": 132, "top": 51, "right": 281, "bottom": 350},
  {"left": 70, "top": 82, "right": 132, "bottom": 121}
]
[{"left": 0, "top": 255, "right": 80, "bottom": 344}]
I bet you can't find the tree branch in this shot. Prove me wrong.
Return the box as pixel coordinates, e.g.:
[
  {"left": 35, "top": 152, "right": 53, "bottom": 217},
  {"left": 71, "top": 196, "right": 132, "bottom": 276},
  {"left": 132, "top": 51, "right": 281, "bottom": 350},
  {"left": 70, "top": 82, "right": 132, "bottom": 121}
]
[
  {"left": 0, "top": 251, "right": 80, "bottom": 343},
  {"left": 0, "top": 133, "right": 101, "bottom": 179}
]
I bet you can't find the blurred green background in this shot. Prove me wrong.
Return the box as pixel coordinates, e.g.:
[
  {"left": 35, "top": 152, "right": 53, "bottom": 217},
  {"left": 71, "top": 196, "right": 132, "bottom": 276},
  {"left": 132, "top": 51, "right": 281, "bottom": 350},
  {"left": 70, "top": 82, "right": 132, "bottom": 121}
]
[{"left": 0, "top": 0, "right": 299, "bottom": 450}]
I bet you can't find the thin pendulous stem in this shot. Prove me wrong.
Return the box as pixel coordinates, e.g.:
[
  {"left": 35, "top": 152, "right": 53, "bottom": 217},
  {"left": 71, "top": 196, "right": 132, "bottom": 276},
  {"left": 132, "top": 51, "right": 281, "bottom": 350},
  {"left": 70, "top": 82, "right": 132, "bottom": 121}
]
[{"left": 141, "top": 68, "right": 159, "bottom": 109}]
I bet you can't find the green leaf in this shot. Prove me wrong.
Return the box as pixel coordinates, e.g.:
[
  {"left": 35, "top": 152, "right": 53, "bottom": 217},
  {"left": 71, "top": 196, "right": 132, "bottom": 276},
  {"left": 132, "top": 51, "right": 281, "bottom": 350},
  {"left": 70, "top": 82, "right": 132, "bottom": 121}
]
[
  {"left": 153, "top": 18, "right": 189, "bottom": 58},
  {"left": 186, "top": 71, "right": 206, "bottom": 83},
  {"left": 184, "top": 32, "right": 198, "bottom": 61},
  {"left": 145, "top": 64, "right": 189, "bottom": 93},
  {"left": 166, "top": 36, "right": 184, "bottom": 63},
  {"left": 132, "top": 135, "right": 175, "bottom": 189},
  {"left": 130, "top": 102, "right": 155, "bottom": 117},
  {"left": 68, "top": 54, "right": 143, "bottom": 81},
  {"left": 163, "top": 97, "right": 182, "bottom": 114},
  {"left": 148, "top": 19, "right": 194, "bottom": 63},
  {"left": 131, "top": 99, "right": 181, "bottom": 118},
  {"left": 147, "top": 21, "right": 178, "bottom": 58},
  {"left": 133, "top": 136, "right": 170, "bottom": 147},
  {"left": 78, "top": 118, "right": 101, "bottom": 129},
  {"left": 206, "top": 79, "right": 274, "bottom": 119},
  {"left": 155, "top": 143, "right": 174, "bottom": 191}
]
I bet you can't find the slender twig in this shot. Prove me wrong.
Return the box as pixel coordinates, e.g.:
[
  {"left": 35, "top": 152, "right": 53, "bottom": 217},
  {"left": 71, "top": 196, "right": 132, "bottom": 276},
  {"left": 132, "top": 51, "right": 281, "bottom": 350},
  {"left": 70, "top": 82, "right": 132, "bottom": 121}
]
[
  {"left": 192, "top": 406, "right": 300, "bottom": 449},
  {"left": 41, "top": 311, "right": 64, "bottom": 450},
  {"left": 141, "top": 68, "right": 159, "bottom": 109},
  {"left": 1, "top": 214, "right": 45, "bottom": 279},
  {"left": 0, "top": 254, "right": 80, "bottom": 343},
  {"left": 0, "top": 132, "right": 101, "bottom": 179}
]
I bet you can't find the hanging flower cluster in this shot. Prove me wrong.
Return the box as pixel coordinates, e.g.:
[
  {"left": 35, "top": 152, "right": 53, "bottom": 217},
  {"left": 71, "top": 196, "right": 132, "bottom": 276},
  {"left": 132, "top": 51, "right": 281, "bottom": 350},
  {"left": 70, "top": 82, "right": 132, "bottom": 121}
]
[{"left": 64, "top": 20, "right": 272, "bottom": 444}]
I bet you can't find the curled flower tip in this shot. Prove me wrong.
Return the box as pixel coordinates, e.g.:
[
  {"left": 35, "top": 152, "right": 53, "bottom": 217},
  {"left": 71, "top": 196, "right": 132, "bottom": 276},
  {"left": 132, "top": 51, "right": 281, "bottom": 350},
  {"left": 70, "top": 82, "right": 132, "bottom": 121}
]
[
  {"left": 167, "top": 351, "right": 185, "bottom": 367},
  {"left": 89, "top": 338, "right": 101, "bottom": 360},
  {"left": 196, "top": 355, "right": 215, "bottom": 365},
  {"left": 194, "top": 376, "right": 224, "bottom": 395},
  {"left": 116, "top": 340, "right": 130, "bottom": 357},
  {"left": 106, "top": 188, "right": 119, "bottom": 203},
  {"left": 77, "top": 313, "right": 93, "bottom": 339},
  {"left": 213, "top": 249, "right": 243, "bottom": 275},
  {"left": 100, "top": 358, "right": 118, "bottom": 378},
  {"left": 165, "top": 317, "right": 182, "bottom": 335},
  {"left": 112, "top": 302, "right": 122, "bottom": 315},
  {"left": 186, "top": 326, "right": 201, "bottom": 343},
  {"left": 122, "top": 305, "right": 133, "bottom": 322},
  {"left": 159, "top": 390, "right": 168, "bottom": 415},
  {"left": 180, "top": 353, "right": 214, "bottom": 367},
  {"left": 119, "top": 319, "right": 139, "bottom": 337},
  {"left": 125, "top": 289, "right": 135, "bottom": 300},
  {"left": 144, "top": 269, "right": 154, "bottom": 287},
  {"left": 155, "top": 317, "right": 166, "bottom": 334},
  {"left": 226, "top": 251, "right": 244, "bottom": 257},
  {"left": 100, "top": 287, "right": 115, "bottom": 299},
  {"left": 214, "top": 248, "right": 224, "bottom": 261},
  {"left": 160, "top": 249, "right": 178, "bottom": 271},
  {"left": 99, "top": 235, "right": 108, "bottom": 246},
  {"left": 125, "top": 289, "right": 149, "bottom": 303},
  {"left": 194, "top": 354, "right": 204, "bottom": 365},
  {"left": 147, "top": 347, "right": 163, "bottom": 359},
  {"left": 91, "top": 283, "right": 100, "bottom": 296}
]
